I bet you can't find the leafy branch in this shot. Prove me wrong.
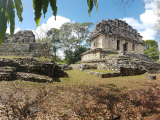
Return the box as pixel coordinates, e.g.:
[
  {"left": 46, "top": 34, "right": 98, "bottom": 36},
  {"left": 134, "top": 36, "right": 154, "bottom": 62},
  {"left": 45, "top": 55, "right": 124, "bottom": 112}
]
[{"left": 0, "top": 0, "right": 98, "bottom": 45}]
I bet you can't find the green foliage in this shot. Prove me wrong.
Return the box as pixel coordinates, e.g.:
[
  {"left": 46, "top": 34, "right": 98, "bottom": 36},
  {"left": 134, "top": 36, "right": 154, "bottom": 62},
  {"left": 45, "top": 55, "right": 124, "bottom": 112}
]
[
  {"left": 49, "top": 0, "right": 57, "bottom": 20},
  {"left": 0, "top": 0, "right": 8, "bottom": 45},
  {"left": 0, "top": 0, "right": 23, "bottom": 45},
  {"left": 14, "top": 0, "right": 23, "bottom": 22},
  {"left": 64, "top": 46, "right": 87, "bottom": 65},
  {"left": 144, "top": 40, "right": 159, "bottom": 60},
  {"left": 87, "top": 0, "right": 98, "bottom": 17},
  {"left": 56, "top": 58, "right": 66, "bottom": 64},
  {"left": 0, "top": 0, "right": 97, "bottom": 45},
  {"left": 42, "top": 0, "right": 49, "bottom": 18},
  {"left": 33, "top": 0, "right": 43, "bottom": 27},
  {"left": 32, "top": 0, "right": 57, "bottom": 27},
  {"left": 85, "top": 38, "right": 91, "bottom": 49},
  {"left": 7, "top": 0, "right": 15, "bottom": 37},
  {"left": 59, "top": 22, "right": 93, "bottom": 51},
  {"left": 47, "top": 28, "right": 61, "bottom": 61}
]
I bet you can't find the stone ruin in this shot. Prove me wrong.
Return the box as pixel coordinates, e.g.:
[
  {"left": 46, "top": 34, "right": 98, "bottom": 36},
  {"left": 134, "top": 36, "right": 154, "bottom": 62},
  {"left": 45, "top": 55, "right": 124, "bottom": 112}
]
[
  {"left": 71, "top": 19, "right": 160, "bottom": 78},
  {"left": 82, "top": 19, "right": 144, "bottom": 61},
  {"left": 0, "top": 30, "right": 50, "bottom": 57},
  {"left": 0, "top": 30, "right": 68, "bottom": 82},
  {"left": 0, "top": 58, "right": 68, "bottom": 82}
]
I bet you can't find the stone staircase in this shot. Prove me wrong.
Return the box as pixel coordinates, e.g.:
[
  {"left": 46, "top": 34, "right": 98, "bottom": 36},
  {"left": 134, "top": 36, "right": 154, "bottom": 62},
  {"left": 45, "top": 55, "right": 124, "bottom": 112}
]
[
  {"left": 97, "top": 55, "right": 131, "bottom": 72},
  {"left": 0, "top": 66, "right": 54, "bottom": 82},
  {"left": 0, "top": 66, "right": 16, "bottom": 81},
  {"left": 16, "top": 72, "right": 53, "bottom": 83}
]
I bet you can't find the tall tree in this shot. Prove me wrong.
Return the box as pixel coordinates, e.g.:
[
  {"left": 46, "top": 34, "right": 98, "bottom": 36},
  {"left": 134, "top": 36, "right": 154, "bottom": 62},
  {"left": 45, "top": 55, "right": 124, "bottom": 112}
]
[
  {"left": 144, "top": 40, "right": 159, "bottom": 60},
  {"left": 59, "top": 22, "right": 93, "bottom": 51},
  {"left": 47, "top": 28, "right": 61, "bottom": 61},
  {"left": 64, "top": 46, "right": 87, "bottom": 65}
]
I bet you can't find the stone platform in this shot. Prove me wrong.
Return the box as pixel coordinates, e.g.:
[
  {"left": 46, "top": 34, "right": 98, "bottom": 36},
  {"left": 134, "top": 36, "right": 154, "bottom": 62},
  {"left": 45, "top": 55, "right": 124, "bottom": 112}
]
[
  {"left": 0, "top": 57, "right": 68, "bottom": 82},
  {"left": 71, "top": 53, "right": 160, "bottom": 77}
]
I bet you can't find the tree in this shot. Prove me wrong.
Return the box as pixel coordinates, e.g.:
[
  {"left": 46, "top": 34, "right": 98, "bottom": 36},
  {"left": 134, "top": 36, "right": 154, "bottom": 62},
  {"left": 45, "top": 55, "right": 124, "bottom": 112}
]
[
  {"left": 59, "top": 22, "right": 93, "bottom": 51},
  {"left": 33, "top": 22, "right": 92, "bottom": 61},
  {"left": 0, "top": 0, "right": 98, "bottom": 44},
  {"left": 85, "top": 38, "right": 91, "bottom": 50},
  {"left": 64, "top": 46, "right": 87, "bottom": 65},
  {"left": 144, "top": 40, "right": 159, "bottom": 61},
  {"left": 47, "top": 28, "right": 61, "bottom": 61}
]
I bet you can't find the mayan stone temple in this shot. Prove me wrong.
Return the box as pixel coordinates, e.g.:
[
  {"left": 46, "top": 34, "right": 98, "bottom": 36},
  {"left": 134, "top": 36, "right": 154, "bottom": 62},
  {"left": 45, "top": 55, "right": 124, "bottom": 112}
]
[
  {"left": 81, "top": 19, "right": 144, "bottom": 61},
  {"left": 0, "top": 30, "right": 68, "bottom": 82},
  {"left": 0, "top": 30, "right": 49, "bottom": 57},
  {"left": 71, "top": 19, "right": 160, "bottom": 78}
]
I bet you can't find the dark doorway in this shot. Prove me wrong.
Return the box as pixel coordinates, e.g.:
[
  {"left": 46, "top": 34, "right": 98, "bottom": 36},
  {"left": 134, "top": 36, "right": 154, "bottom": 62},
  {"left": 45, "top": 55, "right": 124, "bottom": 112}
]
[
  {"left": 132, "top": 44, "right": 135, "bottom": 51},
  {"left": 123, "top": 42, "right": 128, "bottom": 54},
  {"left": 117, "top": 40, "right": 120, "bottom": 50}
]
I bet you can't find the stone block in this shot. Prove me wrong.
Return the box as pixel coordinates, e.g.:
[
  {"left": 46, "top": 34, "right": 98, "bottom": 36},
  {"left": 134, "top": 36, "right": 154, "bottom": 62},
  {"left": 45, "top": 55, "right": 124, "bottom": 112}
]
[{"left": 147, "top": 74, "right": 156, "bottom": 80}]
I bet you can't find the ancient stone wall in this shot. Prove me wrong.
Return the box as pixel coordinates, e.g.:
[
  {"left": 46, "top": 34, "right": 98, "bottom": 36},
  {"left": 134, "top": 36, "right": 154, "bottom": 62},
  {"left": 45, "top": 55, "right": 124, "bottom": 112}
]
[
  {"left": 0, "top": 30, "right": 50, "bottom": 57},
  {"left": 78, "top": 51, "right": 158, "bottom": 74},
  {"left": 90, "top": 19, "right": 144, "bottom": 54},
  {"left": 0, "top": 43, "right": 49, "bottom": 57},
  {"left": 81, "top": 48, "right": 118, "bottom": 61},
  {"left": 72, "top": 56, "right": 160, "bottom": 75},
  {"left": 91, "top": 34, "right": 104, "bottom": 49},
  {"left": 4, "top": 30, "right": 36, "bottom": 43},
  {"left": 0, "top": 58, "right": 68, "bottom": 81}
]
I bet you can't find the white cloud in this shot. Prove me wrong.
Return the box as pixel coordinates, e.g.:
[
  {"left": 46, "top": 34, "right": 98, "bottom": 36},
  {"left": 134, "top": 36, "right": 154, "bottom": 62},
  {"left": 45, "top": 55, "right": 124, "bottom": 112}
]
[
  {"left": 33, "top": 16, "right": 71, "bottom": 39},
  {"left": 145, "top": 1, "right": 156, "bottom": 10},
  {"left": 122, "top": 1, "right": 157, "bottom": 41},
  {"left": 6, "top": 27, "right": 21, "bottom": 34},
  {"left": 139, "top": 28, "right": 155, "bottom": 40},
  {"left": 15, "top": 28, "right": 21, "bottom": 33}
]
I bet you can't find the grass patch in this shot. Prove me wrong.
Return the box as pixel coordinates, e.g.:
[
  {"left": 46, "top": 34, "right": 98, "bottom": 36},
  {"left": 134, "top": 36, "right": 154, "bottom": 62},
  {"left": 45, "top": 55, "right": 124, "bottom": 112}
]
[
  {"left": 1, "top": 70, "right": 160, "bottom": 119},
  {"left": 87, "top": 69, "right": 113, "bottom": 73},
  {"left": 0, "top": 55, "right": 32, "bottom": 59}
]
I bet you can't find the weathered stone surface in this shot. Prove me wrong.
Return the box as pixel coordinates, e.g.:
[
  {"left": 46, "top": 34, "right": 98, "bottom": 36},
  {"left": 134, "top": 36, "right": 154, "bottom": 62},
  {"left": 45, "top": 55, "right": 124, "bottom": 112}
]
[
  {"left": 147, "top": 74, "right": 156, "bottom": 80},
  {"left": 0, "top": 30, "right": 50, "bottom": 57},
  {"left": 72, "top": 52, "right": 160, "bottom": 77},
  {"left": 0, "top": 58, "right": 68, "bottom": 82},
  {"left": 56, "top": 63, "right": 72, "bottom": 70},
  {"left": 0, "top": 67, "right": 16, "bottom": 81},
  {"left": 70, "top": 64, "right": 97, "bottom": 70},
  {"left": 81, "top": 19, "right": 144, "bottom": 61},
  {"left": 30, "top": 107, "right": 41, "bottom": 114},
  {"left": 16, "top": 72, "right": 53, "bottom": 83}
]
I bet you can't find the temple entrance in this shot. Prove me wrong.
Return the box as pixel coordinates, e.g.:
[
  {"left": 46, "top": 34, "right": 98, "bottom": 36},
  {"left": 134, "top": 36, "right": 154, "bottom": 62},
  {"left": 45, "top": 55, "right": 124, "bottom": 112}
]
[
  {"left": 117, "top": 40, "right": 120, "bottom": 50},
  {"left": 123, "top": 42, "right": 128, "bottom": 54},
  {"left": 132, "top": 44, "right": 135, "bottom": 51}
]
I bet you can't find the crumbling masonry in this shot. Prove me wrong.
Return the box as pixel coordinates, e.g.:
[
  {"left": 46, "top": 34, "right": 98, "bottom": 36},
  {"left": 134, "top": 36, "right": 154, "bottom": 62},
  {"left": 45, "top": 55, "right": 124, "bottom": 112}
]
[
  {"left": 0, "top": 30, "right": 50, "bottom": 57},
  {"left": 71, "top": 19, "right": 160, "bottom": 77}
]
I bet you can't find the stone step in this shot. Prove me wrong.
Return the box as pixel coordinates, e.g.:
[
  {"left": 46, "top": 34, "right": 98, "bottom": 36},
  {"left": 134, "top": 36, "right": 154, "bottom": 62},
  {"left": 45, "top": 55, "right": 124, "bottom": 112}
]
[
  {"left": 107, "top": 55, "right": 130, "bottom": 59},
  {"left": 16, "top": 72, "right": 53, "bottom": 83},
  {"left": 0, "top": 67, "right": 16, "bottom": 81},
  {"left": 0, "top": 72, "right": 11, "bottom": 80}
]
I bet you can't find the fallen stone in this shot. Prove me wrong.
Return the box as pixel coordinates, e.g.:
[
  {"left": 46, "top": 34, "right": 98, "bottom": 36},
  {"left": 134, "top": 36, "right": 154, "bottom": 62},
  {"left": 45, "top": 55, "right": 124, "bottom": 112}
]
[
  {"left": 112, "top": 114, "right": 121, "bottom": 120},
  {"left": 147, "top": 74, "right": 156, "bottom": 80},
  {"left": 30, "top": 106, "right": 41, "bottom": 114}
]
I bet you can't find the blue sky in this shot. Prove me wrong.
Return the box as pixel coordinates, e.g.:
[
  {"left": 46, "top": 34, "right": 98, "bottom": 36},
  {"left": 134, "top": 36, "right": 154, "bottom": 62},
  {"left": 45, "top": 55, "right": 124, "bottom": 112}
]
[{"left": 7, "top": 0, "right": 156, "bottom": 42}]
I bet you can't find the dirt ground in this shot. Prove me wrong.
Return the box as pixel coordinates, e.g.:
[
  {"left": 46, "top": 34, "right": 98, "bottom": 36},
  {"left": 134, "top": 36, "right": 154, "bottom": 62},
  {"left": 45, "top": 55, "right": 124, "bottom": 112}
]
[{"left": 0, "top": 70, "right": 160, "bottom": 120}]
